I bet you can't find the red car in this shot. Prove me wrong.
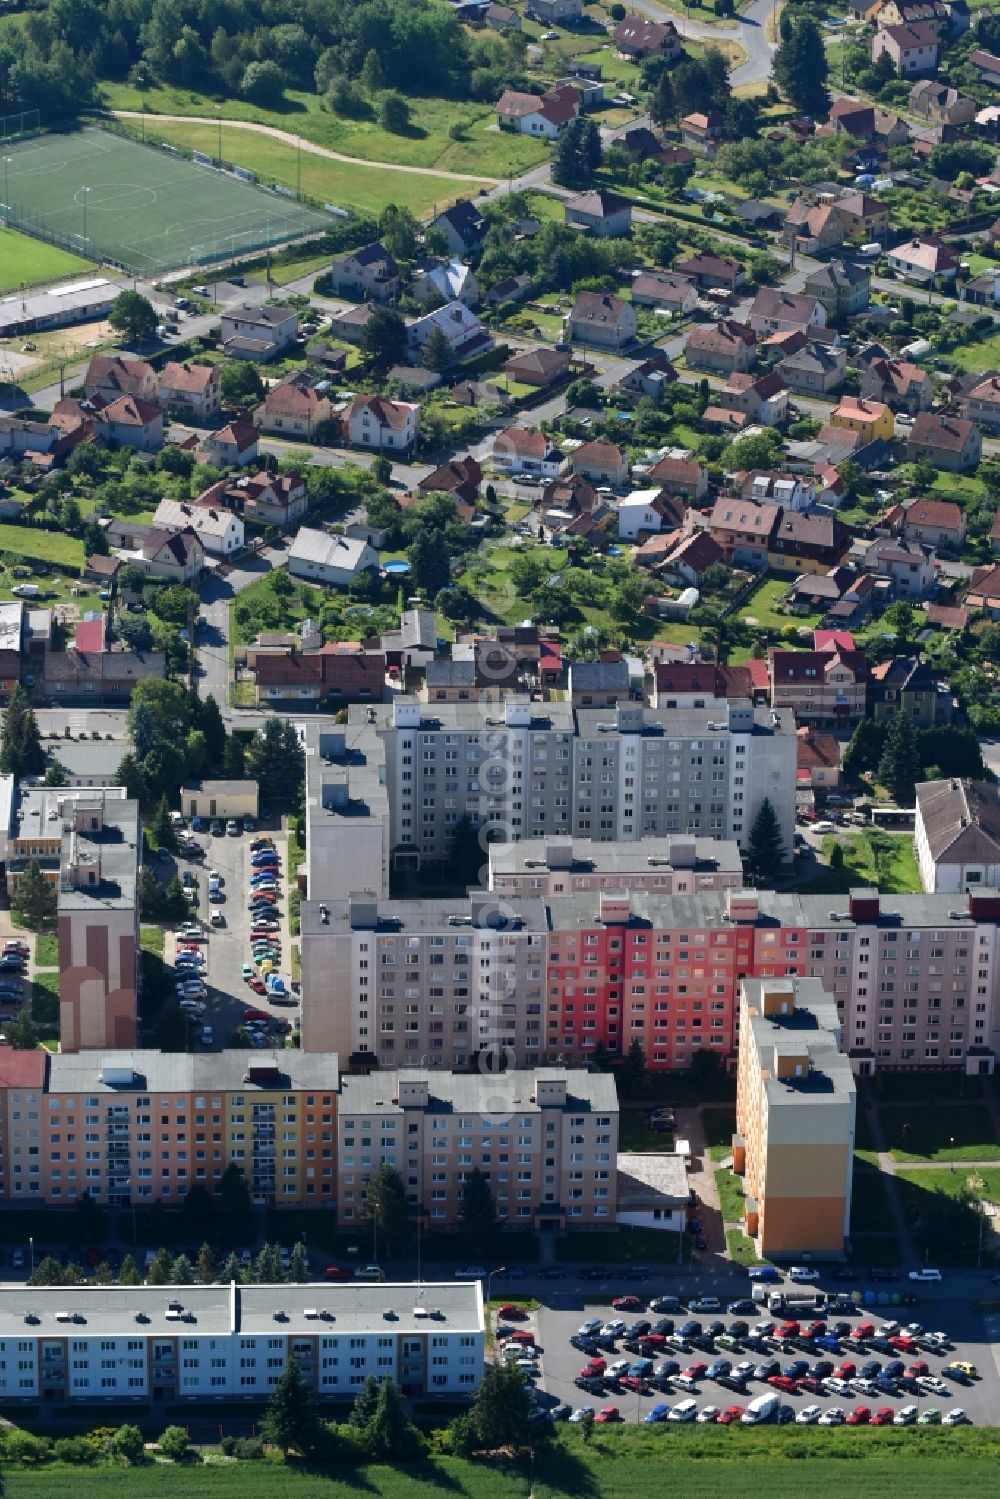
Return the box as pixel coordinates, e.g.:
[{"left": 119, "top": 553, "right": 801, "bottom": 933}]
[
  {"left": 685, "top": 1363, "right": 708, "bottom": 1380},
  {"left": 595, "top": 1407, "right": 622, "bottom": 1424},
  {"left": 889, "top": 1336, "right": 917, "bottom": 1353},
  {"left": 612, "top": 1296, "right": 644, "bottom": 1312},
  {"left": 780, "top": 1322, "right": 800, "bottom": 1338},
  {"left": 845, "top": 1406, "right": 871, "bottom": 1426},
  {"left": 244, "top": 1007, "right": 270, "bottom": 1022},
  {"left": 809, "top": 1321, "right": 827, "bottom": 1335},
  {"left": 619, "top": 1376, "right": 651, "bottom": 1394},
  {"left": 836, "top": 1362, "right": 857, "bottom": 1379},
  {"left": 797, "top": 1377, "right": 823, "bottom": 1394},
  {"left": 870, "top": 1408, "right": 895, "bottom": 1426},
  {"left": 499, "top": 1305, "right": 526, "bottom": 1320},
  {"left": 908, "top": 1360, "right": 929, "bottom": 1377},
  {"left": 857, "top": 1323, "right": 875, "bottom": 1339},
  {"left": 324, "top": 1264, "right": 350, "bottom": 1280},
  {"left": 248, "top": 978, "right": 267, "bottom": 996},
  {"left": 768, "top": 1375, "right": 798, "bottom": 1394},
  {"left": 582, "top": 1360, "right": 606, "bottom": 1376},
  {"left": 717, "top": 1405, "right": 743, "bottom": 1425}
]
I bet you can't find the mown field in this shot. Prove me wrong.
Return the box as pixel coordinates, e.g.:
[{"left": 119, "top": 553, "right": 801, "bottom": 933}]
[{"left": 0, "top": 227, "right": 92, "bottom": 293}]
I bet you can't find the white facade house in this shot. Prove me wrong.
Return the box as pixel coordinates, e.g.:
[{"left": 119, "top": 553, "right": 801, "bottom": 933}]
[
  {"left": 915, "top": 778, "right": 1000, "bottom": 893},
  {"left": 219, "top": 304, "right": 298, "bottom": 362},
  {"left": 406, "top": 301, "right": 488, "bottom": 359},
  {"left": 346, "top": 395, "right": 419, "bottom": 453},
  {"left": 617, "top": 489, "right": 667, "bottom": 541},
  {"left": 0, "top": 1283, "right": 484, "bottom": 1403},
  {"left": 288, "top": 527, "right": 379, "bottom": 587},
  {"left": 152, "top": 499, "right": 244, "bottom": 557}
]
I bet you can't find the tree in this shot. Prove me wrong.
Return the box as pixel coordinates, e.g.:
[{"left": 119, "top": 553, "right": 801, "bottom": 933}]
[
  {"left": 878, "top": 711, "right": 919, "bottom": 805},
  {"left": 747, "top": 796, "right": 786, "bottom": 881},
  {"left": 409, "top": 530, "right": 451, "bottom": 596},
  {"left": 619, "top": 1038, "right": 647, "bottom": 1098},
  {"left": 157, "top": 1426, "right": 190, "bottom": 1462},
  {"left": 119, "top": 1254, "right": 141, "bottom": 1286},
  {"left": 379, "top": 90, "right": 411, "bottom": 132},
  {"left": 362, "top": 1377, "right": 425, "bottom": 1461},
  {"left": 241, "top": 58, "right": 286, "bottom": 105},
  {"left": 362, "top": 306, "right": 407, "bottom": 372},
  {"left": 108, "top": 1424, "right": 145, "bottom": 1465},
  {"left": 220, "top": 362, "right": 265, "bottom": 409},
  {"left": 844, "top": 716, "right": 887, "bottom": 781},
  {"left": 290, "top": 1240, "right": 308, "bottom": 1282},
  {"left": 219, "top": 1163, "right": 252, "bottom": 1241},
  {"left": 147, "top": 1248, "right": 173, "bottom": 1285},
  {"left": 1, "top": 685, "right": 44, "bottom": 778},
  {"left": 360, "top": 47, "right": 384, "bottom": 95},
  {"left": 650, "top": 71, "right": 675, "bottom": 127},
  {"left": 171, "top": 1253, "right": 195, "bottom": 1284},
  {"left": 460, "top": 1168, "right": 497, "bottom": 1256},
  {"left": 245, "top": 717, "right": 305, "bottom": 811},
  {"left": 422, "top": 323, "right": 455, "bottom": 372},
  {"left": 109, "top": 290, "right": 157, "bottom": 343},
  {"left": 351, "top": 1374, "right": 383, "bottom": 1428},
  {"left": 774, "top": 18, "right": 829, "bottom": 117},
  {"left": 12, "top": 858, "right": 57, "bottom": 929},
  {"left": 197, "top": 694, "right": 227, "bottom": 770},
  {"left": 363, "top": 1164, "right": 409, "bottom": 1257},
  {"left": 43, "top": 758, "right": 68, "bottom": 787},
  {"left": 152, "top": 794, "right": 178, "bottom": 853},
  {"left": 262, "top": 1357, "right": 320, "bottom": 1456},
  {"left": 222, "top": 734, "right": 246, "bottom": 780},
  {"left": 8, "top": 1011, "right": 39, "bottom": 1050},
  {"left": 451, "top": 1361, "right": 536, "bottom": 1455},
  {"left": 29, "top": 1254, "right": 64, "bottom": 1285},
  {"left": 829, "top": 842, "right": 846, "bottom": 871},
  {"left": 552, "top": 118, "right": 602, "bottom": 188},
  {"left": 221, "top": 1251, "right": 243, "bottom": 1283}
]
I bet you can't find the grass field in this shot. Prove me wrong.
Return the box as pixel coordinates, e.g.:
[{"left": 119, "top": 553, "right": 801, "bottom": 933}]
[
  {"left": 3, "top": 127, "right": 329, "bottom": 275},
  {"left": 133, "top": 118, "right": 488, "bottom": 223},
  {"left": 8, "top": 1433, "right": 1000, "bottom": 1499},
  {"left": 34, "top": 932, "right": 58, "bottom": 967},
  {"left": 739, "top": 575, "right": 819, "bottom": 632},
  {"left": 0, "top": 226, "right": 92, "bottom": 291},
  {"left": 798, "top": 831, "right": 922, "bottom": 896},
  {"left": 884, "top": 1102, "right": 1000, "bottom": 1162},
  {"left": 715, "top": 1166, "right": 745, "bottom": 1224},
  {"left": 0, "top": 525, "right": 83, "bottom": 571}
]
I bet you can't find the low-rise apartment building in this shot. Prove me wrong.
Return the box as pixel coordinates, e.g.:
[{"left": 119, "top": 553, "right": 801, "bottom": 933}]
[
  {"left": 336, "top": 1067, "right": 618, "bottom": 1231},
  {"left": 0, "top": 1281, "right": 483, "bottom": 1403},
  {"left": 734, "top": 976, "right": 855, "bottom": 1258},
  {"left": 487, "top": 834, "right": 743, "bottom": 897},
  {"left": 768, "top": 646, "right": 867, "bottom": 727}
]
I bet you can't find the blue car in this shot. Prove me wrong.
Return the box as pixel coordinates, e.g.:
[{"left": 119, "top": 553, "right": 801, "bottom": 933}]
[
  {"left": 190, "top": 817, "right": 203, "bottom": 832},
  {"left": 645, "top": 1404, "right": 671, "bottom": 1424},
  {"left": 748, "top": 1266, "right": 781, "bottom": 1283}
]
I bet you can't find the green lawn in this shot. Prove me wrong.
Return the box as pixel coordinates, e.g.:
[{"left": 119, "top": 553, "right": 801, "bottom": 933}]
[
  {"left": 703, "top": 1107, "right": 736, "bottom": 1162},
  {"left": 896, "top": 1165, "right": 1000, "bottom": 1203},
  {"left": 0, "top": 226, "right": 93, "bottom": 292},
  {"left": 726, "top": 1227, "right": 761, "bottom": 1265},
  {"left": 938, "top": 325, "right": 1000, "bottom": 373},
  {"left": 103, "top": 83, "right": 547, "bottom": 178},
  {"left": 33, "top": 932, "right": 58, "bottom": 967},
  {"left": 140, "top": 926, "right": 165, "bottom": 958},
  {"left": 715, "top": 1166, "right": 745, "bottom": 1224},
  {"left": 796, "top": 832, "right": 921, "bottom": 895},
  {"left": 31, "top": 970, "right": 59, "bottom": 1025},
  {"left": 739, "top": 574, "right": 820, "bottom": 632},
  {"left": 127, "top": 118, "right": 489, "bottom": 221},
  {"left": 619, "top": 1110, "right": 674, "bottom": 1153},
  {"left": 885, "top": 1103, "right": 1000, "bottom": 1162},
  {"left": 0, "top": 525, "right": 84, "bottom": 572},
  {"left": 556, "top": 1225, "right": 689, "bottom": 1264}
]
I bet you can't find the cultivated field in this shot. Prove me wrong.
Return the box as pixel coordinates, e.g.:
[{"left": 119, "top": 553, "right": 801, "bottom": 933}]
[{"left": 2, "top": 128, "right": 330, "bottom": 275}]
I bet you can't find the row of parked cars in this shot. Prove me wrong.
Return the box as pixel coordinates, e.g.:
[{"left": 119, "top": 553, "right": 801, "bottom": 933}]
[{"left": 241, "top": 839, "right": 291, "bottom": 1043}]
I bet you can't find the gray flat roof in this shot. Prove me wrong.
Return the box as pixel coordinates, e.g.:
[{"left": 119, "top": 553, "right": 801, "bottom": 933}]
[
  {"left": 338, "top": 1067, "right": 618, "bottom": 1117},
  {"left": 300, "top": 894, "right": 549, "bottom": 938},
  {"left": 46, "top": 740, "right": 125, "bottom": 778},
  {"left": 489, "top": 835, "right": 743, "bottom": 878},
  {"left": 0, "top": 1282, "right": 482, "bottom": 1340},
  {"left": 47, "top": 1050, "right": 341, "bottom": 1094}
]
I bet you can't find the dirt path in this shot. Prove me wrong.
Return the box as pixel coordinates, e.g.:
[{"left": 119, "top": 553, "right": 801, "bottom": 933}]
[{"left": 110, "top": 111, "right": 500, "bottom": 185}]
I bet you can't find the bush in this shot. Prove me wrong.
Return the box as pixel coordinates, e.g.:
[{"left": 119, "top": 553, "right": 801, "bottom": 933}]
[
  {"left": 52, "top": 1436, "right": 97, "bottom": 1465},
  {"left": 221, "top": 1435, "right": 265, "bottom": 1459}
]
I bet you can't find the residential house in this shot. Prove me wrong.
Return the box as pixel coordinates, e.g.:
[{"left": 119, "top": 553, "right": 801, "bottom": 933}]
[
  {"left": 495, "top": 86, "right": 579, "bottom": 137},
  {"left": 330, "top": 242, "right": 400, "bottom": 302},
  {"left": 829, "top": 98, "right": 876, "bottom": 137},
  {"left": 656, "top": 530, "right": 723, "bottom": 584},
  {"left": 566, "top": 291, "right": 637, "bottom": 350},
  {"left": 648, "top": 454, "right": 708, "bottom": 499},
  {"left": 968, "top": 48, "right": 1000, "bottom": 86},
  {"left": 679, "top": 111, "right": 723, "bottom": 158},
  {"left": 863, "top": 536, "right": 938, "bottom": 597},
  {"left": 232, "top": 472, "right": 309, "bottom": 531},
  {"left": 535, "top": 473, "right": 601, "bottom": 533},
  {"left": 328, "top": 303, "right": 378, "bottom": 345},
  {"left": 492, "top": 426, "right": 563, "bottom": 477},
  {"left": 915, "top": 778, "right": 1000, "bottom": 892},
  {"left": 797, "top": 727, "right": 843, "bottom": 791},
  {"left": 568, "top": 657, "right": 631, "bottom": 707},
  {"left": 483, "top": 274, "right": 534, "bottom": 308},
  {"left": 779, "top": 340, "right": 847, "bottom": 395},
  {"left": 136, "top": 526, "right": 205, "bottom": 583},
  {"left": 992, "top": 513, "right": 1000, "bottom": 557},
  {"left": 427, "top": 200, "right": 487, "bottom": 258},
  {"left": 963, "top": 269, "right": 1000, "bottom": 307},
  {"left": 525, "top": 0, "right": 583, "bottom": 23},
  {"left": 616, "top": 352, "right": 678, "bottom": 405},
  {"left": 748, "top": 288, "right": 827, "bottom": 336},
  {"left": 386, "top": 366, "right": 441, "bottom": 400},
  {"left": 198, "top": 420, "right": 258, "bottom": 468},
  {"left": 685, "top": 320, "right": 757, "bottom": 375},
  {"left": 909, "top": 79, "right": 976, "bottom": 123},
  {"left": 901, "top": 496, "right": 966, "bottom": 552},
  {"left": 485, "top": 0, "right": 520, "bottom": 26},
  {"left": 860, "top": 356, "right": 933, "bottom": 412},
  {"left": 347, "top": 394, "right": 419, "bottom": 453},
  {"left": 803, "top": 260, "right": 871, "bottom": 319},
  {"left": 887, "top": 236, "right": 959, "bottom": 283},
  {"left": 564, "top": 189, "right": 632, "bottom": 237},
  {"left": 93, "top": 396, "right": 163, "bottom": 453},
  {"left": 44, "top": 648, "right": 166, "bottom": 702},
  {"left": 869, "top": 655, "right": 951, "bottom": 725},
  {"left": 874, "top": 109, "right": 911, "bottom": 148},
  {"left": 288, "top": 528, "right": 379, "bottom": 588},
  {"left": 868, "top": 0, "right": 950, "bottom": 28},
  {"left": 152, "top": 498, "right": 244, "bottom": 557},
  {"left": 831, "top": 191, "right": 891, "bottom": 244},
  {"left": 769, "top": 646, "right": 868, "bottom": 727},
  {"left": 254, "top": 648, "right": 385, "bottom": 708},
  {"left": 83, "top": 354, "right": 158, "bottom": 404},
  {"left": 873, "top": 20, "right": 939, "bottom": 72},
  {"left": 741, "top": 471, "right": 816, "bottom": 511},
  {"left": 965, "top": 563, "right": 1000, "bottom": 616},
  {"left": 568, "top": 440, "right": 628, "bottom": 486},
  {"left": 158, "top": 361, "right": 222, "bottom": 423},
  {"left": 830, "top": 395, "right": 895, "bottom": 443},
  {"left": 613, "top": 15, "right": 680, "bottom": 57},
  {"left": 906, "top": 411, "right": 982, "bottom": 470},
  {"left": 617, "top": 489, "right": 677, "bottom": 542},
  {"left": 419, "top": 456, "right": 482, "bottom": 505},
  {"left": 412, "top": 258, "right": 479, "bottom": 308},
  {"left": 718, "top": 371, "right": 788, "bottom": 427},
  {"left": 965, "top": 373, "right": 1000, "bottom": 429},
  {"left": 769, "top": 510, "right": 852, "bottom": 575},
  {"left": 219, "top": 303, "right": 298, "bottom": 362},
  {"left": 784, "top": 200, "right": 845, "bottom": 255},
  {"left": 504, "top": 347, "right": 572, "bottom": 387},
  {"left": 255, "top": 373, "right": 335, "bottom": 440},
  {"left": 630, "top": 271, "right": 698, "bottom": 315},
  {"left": 708, "top": 498, "right": 780, "bottom": 569},
  {"left": 673, "top": 252, "right": 745, "bottom": 291},
  {"left": 407, "top": 301, "right": 488, "bottom": 361}
]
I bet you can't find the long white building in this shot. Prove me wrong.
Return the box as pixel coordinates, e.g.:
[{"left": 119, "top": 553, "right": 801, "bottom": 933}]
[{"left": 0, "top": 1282, "right": 484, "bottom": 1403}]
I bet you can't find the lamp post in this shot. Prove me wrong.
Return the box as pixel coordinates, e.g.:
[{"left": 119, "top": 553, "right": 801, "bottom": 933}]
[
  {"left": 485, "top": 1265, "right": 507, "bottom": 1308},
  {"left": 2, "top": 156, "right": 9, "bottom": 226},
  {"left": 28, "top": 1236, "right": 34, "bottom": 1275},
  {"left": 950, "top": 1136, "right": 956, "bottom": 1173},
  {"left": 81, "top": 185, "right": 89, "bottom": 250},
  {"left": 216, "top": 105, "right": 223, "bottom": 165}
]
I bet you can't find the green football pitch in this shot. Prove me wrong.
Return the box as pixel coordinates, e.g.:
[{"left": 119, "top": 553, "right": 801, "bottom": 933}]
[{"left": 1, "top": 126, "right": 331, "bottom": 275}]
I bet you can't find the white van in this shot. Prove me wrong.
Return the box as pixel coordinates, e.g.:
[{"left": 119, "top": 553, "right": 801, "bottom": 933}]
[
  {"left": 741, "top": 1391, "right": 780, "bottom": 1425},
  {"left": 667, "top": 1399, "right": 698, "bottom": 1422}
]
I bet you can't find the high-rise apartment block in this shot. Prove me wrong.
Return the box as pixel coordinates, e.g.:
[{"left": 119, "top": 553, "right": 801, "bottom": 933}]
[
  {"left": 735, "top": 977, "right": 856, "bottom": 1257},
  {"left": 304, "top": 720, "right": 390, "bottom": 902},
  {"left": 336, "top": 1067, "right": 618, "bottom": 1231},
  {"left": 487, "top": 834, "right": 744, "bottom": 898}
]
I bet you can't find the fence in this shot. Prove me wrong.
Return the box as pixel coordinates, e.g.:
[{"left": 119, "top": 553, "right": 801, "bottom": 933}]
[{"left": 0, "top": 109, "right": 40, "bottom": 144}]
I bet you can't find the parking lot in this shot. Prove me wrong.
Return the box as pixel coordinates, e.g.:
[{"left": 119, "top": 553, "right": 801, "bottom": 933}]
[
  {"left": 165, "top": 824, "right": 295, "bottom": 1050},
  {"left": 492, "top": 1272, "right": 1000, "bottom": 1429}
]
